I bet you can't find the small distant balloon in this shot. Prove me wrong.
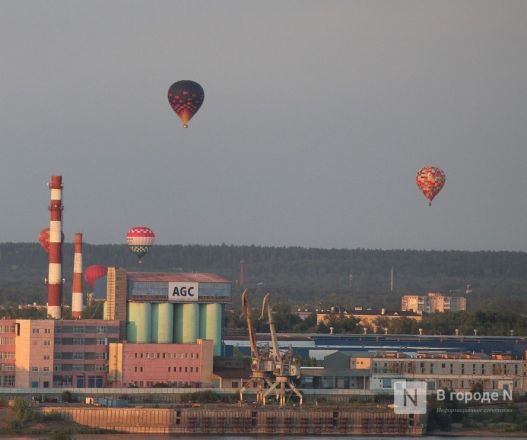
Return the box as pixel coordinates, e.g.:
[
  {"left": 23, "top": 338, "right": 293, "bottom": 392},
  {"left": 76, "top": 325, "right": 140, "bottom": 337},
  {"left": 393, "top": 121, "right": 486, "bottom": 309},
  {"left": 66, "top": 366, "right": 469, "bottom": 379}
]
[
  {"left": 416, "top": 166, "right": 446, "bottom": 206},
  {"left": 126, "top": 226, "right": 155, "bottom": 263},
  {"left": 85, "top": 265, "right": 108, "bottom": 290},
  {"left": 168, "top": 80, "right": 204, "bottom": 128},
  {"left": 38, "top": 227, "right": 64, "bottom": 253}
]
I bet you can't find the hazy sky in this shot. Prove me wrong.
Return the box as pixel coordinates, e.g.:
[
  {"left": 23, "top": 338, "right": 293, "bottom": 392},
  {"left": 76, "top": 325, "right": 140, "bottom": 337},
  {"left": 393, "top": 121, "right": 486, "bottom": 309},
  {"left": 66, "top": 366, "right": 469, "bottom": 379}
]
[{"left": 1, "top": 1, "right": 526, "bottom": 251}]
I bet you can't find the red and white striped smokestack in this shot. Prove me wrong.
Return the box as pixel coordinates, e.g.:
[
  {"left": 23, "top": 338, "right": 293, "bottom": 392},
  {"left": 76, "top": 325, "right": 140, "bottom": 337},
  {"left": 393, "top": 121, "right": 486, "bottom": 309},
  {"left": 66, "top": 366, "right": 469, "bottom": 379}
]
[
  {"left": 71, "top": 232, "right": 83, "bottom": 319},
  {"left": 47, "top": 175, "right": 63, "bottom": 319}
]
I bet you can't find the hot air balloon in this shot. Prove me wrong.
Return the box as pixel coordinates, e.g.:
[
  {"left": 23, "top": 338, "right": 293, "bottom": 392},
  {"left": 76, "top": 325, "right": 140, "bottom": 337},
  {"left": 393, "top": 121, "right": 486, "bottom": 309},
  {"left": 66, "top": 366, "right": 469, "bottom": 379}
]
[
  {"left": 38, "top": 227, "right": 64, "bottom": 253},
  {"left": 168, "top": 80, "right": 204, "bottom": 128},
  {"left": 85, "top": 265, "right": 108, "bottom": 291},
  {"left": 416, "top": 166, "right": 446, "bottom": 206},
  {"left": 126, "top": 226, "right": 155, "bottom": 263}
]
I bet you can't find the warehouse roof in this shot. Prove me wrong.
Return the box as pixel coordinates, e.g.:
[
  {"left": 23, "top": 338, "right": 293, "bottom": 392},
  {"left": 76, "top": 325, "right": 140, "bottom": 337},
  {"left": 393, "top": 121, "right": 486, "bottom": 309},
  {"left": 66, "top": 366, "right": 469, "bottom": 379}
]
[{"left": 127, "top": 272, "right": 230, "bottom": 283}]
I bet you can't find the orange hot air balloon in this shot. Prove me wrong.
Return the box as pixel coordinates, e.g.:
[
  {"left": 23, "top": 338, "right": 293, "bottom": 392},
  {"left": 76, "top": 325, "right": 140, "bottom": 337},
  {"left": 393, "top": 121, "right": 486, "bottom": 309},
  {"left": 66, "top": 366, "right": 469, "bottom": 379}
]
[
  {"left": 38, "top": 228, "right": 64, "bottom": 253},
  {"left": 416, "top": 166, "right": 446, "bottom": 206},
  {"left": 85, "top": 265, "right": 108, "bottom": 290},
  {"left": 168, "top": 80, "right": 204, "bottom": 128}
]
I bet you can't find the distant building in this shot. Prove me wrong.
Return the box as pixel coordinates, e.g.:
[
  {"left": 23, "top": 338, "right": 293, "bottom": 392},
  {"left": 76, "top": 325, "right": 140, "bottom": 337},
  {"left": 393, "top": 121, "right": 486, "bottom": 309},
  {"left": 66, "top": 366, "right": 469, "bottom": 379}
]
[
  {"left": 316, "top": 307, "right": 422, "bottom": 331},
  {"left": 401, "top": 292, "right": 466, "bottom": 314}
]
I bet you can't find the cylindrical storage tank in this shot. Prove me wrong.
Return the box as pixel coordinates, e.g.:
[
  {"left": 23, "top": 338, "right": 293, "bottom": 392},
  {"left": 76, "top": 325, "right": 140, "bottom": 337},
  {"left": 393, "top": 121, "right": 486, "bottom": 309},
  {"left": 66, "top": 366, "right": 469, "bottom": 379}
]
[
  {"left": 205, "top": 303, "right": 223, "bottom": 356},
  {"left": 127, "top": 302, "right": 152, "bottom": 343},
  {"left": 173, "top": 304, "right": 182, "bottom": 343},
  {"left": 151, "top": 303, "right": 159, "bottom": 342},
  {"left": 155, "top": 303, "right": 174, "bottom": 343},
  {"left": 199, "top": 304, "right": 207, "bottom": 339},
  {"left": 178, "top": 303, "right": 199, "bottom": 343}
]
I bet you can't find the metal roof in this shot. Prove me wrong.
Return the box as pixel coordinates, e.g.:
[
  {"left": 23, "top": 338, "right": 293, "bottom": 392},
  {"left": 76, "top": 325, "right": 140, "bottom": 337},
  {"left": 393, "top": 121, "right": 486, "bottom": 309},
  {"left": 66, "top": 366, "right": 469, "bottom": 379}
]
[{"left": 127, "top": 271, "right": 230, "bottom": 283}]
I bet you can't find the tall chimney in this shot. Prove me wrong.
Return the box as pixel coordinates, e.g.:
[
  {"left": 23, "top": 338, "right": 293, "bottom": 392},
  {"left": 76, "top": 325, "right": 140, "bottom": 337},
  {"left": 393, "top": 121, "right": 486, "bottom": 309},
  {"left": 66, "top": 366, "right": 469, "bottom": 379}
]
[
  {"left": 71, "top": 232, "right": 83, "bottom": 319},
  {"left": 47, "top": 175, "right": 63, "bottom": 319}
]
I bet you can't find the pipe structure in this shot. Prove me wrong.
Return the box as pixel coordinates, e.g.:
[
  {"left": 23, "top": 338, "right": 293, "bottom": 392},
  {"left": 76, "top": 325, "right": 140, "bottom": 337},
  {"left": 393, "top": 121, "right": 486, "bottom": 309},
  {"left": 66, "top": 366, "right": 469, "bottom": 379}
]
[
  {"left": 71, "top": 232, "right": 83, "bottom": 319},
  {"left": 47, "top": 175, "right": 63, "bottom": 319}
]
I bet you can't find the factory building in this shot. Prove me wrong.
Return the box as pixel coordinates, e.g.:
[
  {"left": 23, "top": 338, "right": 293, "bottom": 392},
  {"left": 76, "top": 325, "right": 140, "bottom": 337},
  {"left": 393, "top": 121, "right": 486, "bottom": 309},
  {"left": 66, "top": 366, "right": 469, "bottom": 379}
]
[
  {"left": 108, "top": 339, "right": 214, "bottom": 388},
  {"left": 299, "top": 350, "right": 527, "bottom": 393},
  {"left": 95, "top": 268, "right": 230, "bottom": 356}
]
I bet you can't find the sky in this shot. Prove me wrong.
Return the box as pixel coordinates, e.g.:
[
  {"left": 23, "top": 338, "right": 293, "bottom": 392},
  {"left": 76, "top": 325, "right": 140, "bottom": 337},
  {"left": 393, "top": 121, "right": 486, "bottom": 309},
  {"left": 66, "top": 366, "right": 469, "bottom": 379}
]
[{"left": 0, "top": 1, "right": 526, "bottom": 251}]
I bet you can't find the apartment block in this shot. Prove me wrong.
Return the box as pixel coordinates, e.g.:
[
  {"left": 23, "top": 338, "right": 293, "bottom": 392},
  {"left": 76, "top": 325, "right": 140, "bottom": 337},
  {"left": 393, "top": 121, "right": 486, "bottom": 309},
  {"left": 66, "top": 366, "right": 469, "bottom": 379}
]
[{"left": 401, "top": 292, "right": 466, "bottom": 314}]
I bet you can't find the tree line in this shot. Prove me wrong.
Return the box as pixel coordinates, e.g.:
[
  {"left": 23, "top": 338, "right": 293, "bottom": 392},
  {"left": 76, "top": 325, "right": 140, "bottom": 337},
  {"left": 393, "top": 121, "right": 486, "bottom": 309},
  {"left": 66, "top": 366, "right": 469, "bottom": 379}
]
[{"left": 1, "top": 243, "right": 527, "bottom": 313}]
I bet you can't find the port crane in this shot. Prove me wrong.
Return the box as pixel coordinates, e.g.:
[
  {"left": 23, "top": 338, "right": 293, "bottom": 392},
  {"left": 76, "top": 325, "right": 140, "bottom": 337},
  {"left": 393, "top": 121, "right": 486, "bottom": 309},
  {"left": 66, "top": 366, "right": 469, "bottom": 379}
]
[
  {"left": 239, "top": 289, "right": 303, "bottom": 406},
  {"left": 239, "top": 289, "right": 274, "bottom": 404},
  {"left": 259, "top": 293, "right": 303, "bottom": 406}
]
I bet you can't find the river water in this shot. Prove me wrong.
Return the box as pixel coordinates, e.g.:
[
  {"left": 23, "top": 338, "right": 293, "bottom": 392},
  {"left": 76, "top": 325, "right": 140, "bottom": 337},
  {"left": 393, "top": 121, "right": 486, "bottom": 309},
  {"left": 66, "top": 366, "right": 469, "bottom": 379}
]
[{"left": 2, "top": 436, "right": 527, "bottom": 439}]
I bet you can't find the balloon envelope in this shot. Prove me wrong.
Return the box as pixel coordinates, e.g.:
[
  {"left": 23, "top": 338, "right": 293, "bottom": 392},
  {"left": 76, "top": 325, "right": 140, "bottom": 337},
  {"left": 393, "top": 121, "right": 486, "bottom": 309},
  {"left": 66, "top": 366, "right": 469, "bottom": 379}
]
[
  {"left": 38, "top": 228, "right": 64, "bottom": 253},
  {"left": 168, "top": 80, "right": 204, "bottom": 127},
  {"left": 416, "top": 166, "right": 446, "bottom": 205},
  {"left": 85, "top": 265, "right": 108, "bottom": 290},
  {"left": 126, "top": 226, "right": 155, "bottom": 261}
]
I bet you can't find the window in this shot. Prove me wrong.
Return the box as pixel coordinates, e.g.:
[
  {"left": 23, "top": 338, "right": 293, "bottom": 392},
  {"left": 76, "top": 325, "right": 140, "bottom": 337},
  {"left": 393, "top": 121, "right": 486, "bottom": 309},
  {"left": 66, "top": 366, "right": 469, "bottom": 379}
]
[
  {"left": 168, "top": 367, "right": 171, "bottom": 372},
  {"left": 43, "top": 355, "right": 50, "bottom": 360},
  {"left": 32, "top": 367, "right": 38, "bottom": 372},
  {"left": 185, "top": 367, "right": 188, "bottom": 373},
  {"left": 43, "top": 340, "right": 51, "bottom": 346},
  {"left": 190, "top": 367, "right": 193, "bottom": 373},
  {"left": 43, "top": 367, "right": 49, "bottom": 372}
]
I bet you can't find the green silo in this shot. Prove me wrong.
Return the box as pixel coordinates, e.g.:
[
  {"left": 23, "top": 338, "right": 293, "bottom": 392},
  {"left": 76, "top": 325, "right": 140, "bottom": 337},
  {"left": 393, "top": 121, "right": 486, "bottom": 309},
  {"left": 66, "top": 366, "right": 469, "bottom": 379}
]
[
  {"left": 127, "top": 302, "right": 152, "bottom": 343},
  {"left": 151, "top": 303, "right": 159, "bottom": 341},
  {"left": 173, "top": 303, "right": 183, "bottom": 343},
  {"left": 181, "top": 303, "right": 199, "bottom": 343},
  {"left": 205, "top": 303, "right": 223, "bottom": 356},
  {"left": 199, "top": 304, "right": 207, "bottom": 339},
  {"left": 154, "top": 302, "right": 174, "bottom": 343}
]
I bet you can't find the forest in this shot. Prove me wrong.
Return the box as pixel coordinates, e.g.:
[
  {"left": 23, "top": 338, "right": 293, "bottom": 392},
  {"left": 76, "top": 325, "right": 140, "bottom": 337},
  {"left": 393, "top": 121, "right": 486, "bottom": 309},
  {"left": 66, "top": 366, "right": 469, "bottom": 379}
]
[{"left": 1, "top": 243, "right": 526, "bottom": 315}]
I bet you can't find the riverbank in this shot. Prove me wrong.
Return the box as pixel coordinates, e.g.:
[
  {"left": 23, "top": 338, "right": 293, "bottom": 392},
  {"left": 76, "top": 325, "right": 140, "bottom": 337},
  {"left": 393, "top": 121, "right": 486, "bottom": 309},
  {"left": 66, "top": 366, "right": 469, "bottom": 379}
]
[{"left": 39, "top": 405, "right": 424, "bottom": 436}]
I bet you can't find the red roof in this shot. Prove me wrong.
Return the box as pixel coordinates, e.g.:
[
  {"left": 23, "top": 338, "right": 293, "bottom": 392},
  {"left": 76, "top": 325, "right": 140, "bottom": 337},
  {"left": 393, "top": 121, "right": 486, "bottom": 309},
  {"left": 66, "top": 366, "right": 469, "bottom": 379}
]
[{"left": 127, "top": 272, "right": 230, "bottom": 283}]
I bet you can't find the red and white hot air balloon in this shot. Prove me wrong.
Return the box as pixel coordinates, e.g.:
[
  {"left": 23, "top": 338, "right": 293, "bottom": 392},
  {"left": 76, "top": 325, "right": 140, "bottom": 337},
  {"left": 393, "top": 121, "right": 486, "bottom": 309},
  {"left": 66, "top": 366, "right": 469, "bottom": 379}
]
[{"left": 126, "top": 226, "right": 155, "bottom": 263}]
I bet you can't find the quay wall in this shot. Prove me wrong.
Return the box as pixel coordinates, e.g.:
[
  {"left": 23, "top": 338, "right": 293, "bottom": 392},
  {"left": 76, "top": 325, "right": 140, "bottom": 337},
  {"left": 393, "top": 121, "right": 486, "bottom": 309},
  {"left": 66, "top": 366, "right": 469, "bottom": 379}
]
[{"left": 40, "top": 406, "right": 423, "bottom": 436}]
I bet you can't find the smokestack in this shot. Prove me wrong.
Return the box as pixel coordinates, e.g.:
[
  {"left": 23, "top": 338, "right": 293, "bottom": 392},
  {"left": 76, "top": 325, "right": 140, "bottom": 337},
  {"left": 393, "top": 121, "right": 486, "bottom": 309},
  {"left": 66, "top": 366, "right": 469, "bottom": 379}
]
[
  {"left": 239, "top": 259, "right": 245, "bottom": 286},
  {"left": 72, "top": 232, "right": 83, "bottom": 319},
  {"left": 47, "top": 175, "right": 63, "bottom": 319}
]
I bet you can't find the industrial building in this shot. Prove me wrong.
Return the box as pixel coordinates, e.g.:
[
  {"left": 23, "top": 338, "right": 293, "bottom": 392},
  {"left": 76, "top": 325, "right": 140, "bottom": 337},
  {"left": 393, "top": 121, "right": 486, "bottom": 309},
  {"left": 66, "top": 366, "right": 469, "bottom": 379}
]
[
  {"left": 299, "top": 350, "right": 527, "bottom": 393},
  {"left": 94, "top": 268, "right": 230, "bottom": 356},
  {"left": 108, "top": 339, "right": 214, "bottom": 388}
]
